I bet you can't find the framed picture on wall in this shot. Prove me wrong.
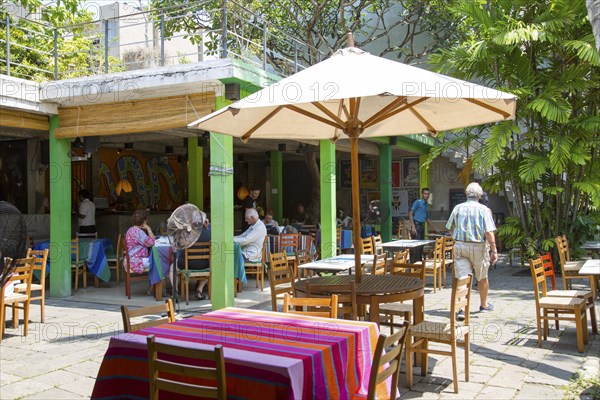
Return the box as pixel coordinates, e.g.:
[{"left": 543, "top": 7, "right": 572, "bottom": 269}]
[
  {"left": 391, "top": 161, "right": 401, "bottom": 187},
  {"left": 339, "top": 159, "right": 352, "bottom": 188},
  {"left": 360, "top": 159, "right": 378, "bottom": 188},
  {"left": 391, "top": 189, "right": 409, "bottom": 217},
  {"left": 402, "top": 157, "right": 420, "bottom": 186}
]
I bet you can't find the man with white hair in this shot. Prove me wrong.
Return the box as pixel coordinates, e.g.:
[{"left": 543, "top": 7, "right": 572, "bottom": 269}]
[
  {"left": 234, "top": 208, "right": 267, "bottom": 262},
  {"left": 446, "top": 182, "right": 498, "bottom": 320}
]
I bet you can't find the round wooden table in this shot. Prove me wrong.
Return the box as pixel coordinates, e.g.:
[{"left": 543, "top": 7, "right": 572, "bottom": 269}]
[{"left": 295, "top": 274, "right": 424, "bottom": 325}]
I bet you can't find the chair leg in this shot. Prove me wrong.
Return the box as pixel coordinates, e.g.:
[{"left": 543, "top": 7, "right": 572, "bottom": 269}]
[
  {"left": 536, "top": 312, "right": 542, "bottom": 348},
  {"left": 260, "top": 266, "right": 264, "bottom": 291},
  {"left": 83, "top": 266, "right": 87, "bottom": 289},
  {"left": 421, "top": 339, "right": 429, "bottom": 376},
  {"left": 74, "top": 267, "right": 79, "bottom": 291},
  {"left": 23, "top": 300, "right": 30, "bottom": 337},
  {"left": 12, "top": 303, "right": 18, "bottom": 328},
  {"left": 589, "top": 301, "right": 597, "bottom": 334},
  {"left": 40, "top": 291, "right": 45, "bottom": 323},
  {"left": 451, "top": 340, "right": 458, "bottom": 394},
  {"left": 389, "top": 314, "right": 394, "bottom": 334},
  {"left": 464, "top": 334, "right": 470, "bottom": 382},
  {"left": 405, "top": 333, "right": 413, "bottom": 388},
  {"left": 575, "top": 306, "right": 584, "bottom": 353}
]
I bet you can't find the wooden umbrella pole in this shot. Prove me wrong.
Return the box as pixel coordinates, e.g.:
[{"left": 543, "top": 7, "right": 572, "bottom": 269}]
[{"left": 349, "top": 134, "right": 362, "bottom": 283}]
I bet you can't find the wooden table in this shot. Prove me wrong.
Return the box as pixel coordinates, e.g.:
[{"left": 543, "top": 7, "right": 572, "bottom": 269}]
[
  {"left": 579, "top": 259, "right": 600, "bottom": 275},
  {"left": 581, "top": 241, "right": 600, "bottom": 258},
  {"left": 381, "top": 239, "right": 435, "bottom": 251},
  {"left": 91, "top": 307, "right": 392, "bottom": 399},
  {"left": 295, "top": 274, "right": 424, "bottom": 325}
]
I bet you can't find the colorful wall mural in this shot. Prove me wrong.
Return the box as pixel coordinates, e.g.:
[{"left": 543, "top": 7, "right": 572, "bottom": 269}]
[{"left": 98, "top": 148, "right": 184, "bottom": 210}]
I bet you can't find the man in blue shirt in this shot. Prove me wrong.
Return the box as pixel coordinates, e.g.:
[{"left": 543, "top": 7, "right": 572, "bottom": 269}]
[{"left": 408, "top": 188, "right": 435, "bottom": 261}]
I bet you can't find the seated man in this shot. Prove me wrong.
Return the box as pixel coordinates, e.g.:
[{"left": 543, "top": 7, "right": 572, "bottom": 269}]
[
  {"left": 234, "top": 208, "right": 267, "bottom": 263},
  {"left": 263, "top": 211, "right": 280, "bottom": 235}
]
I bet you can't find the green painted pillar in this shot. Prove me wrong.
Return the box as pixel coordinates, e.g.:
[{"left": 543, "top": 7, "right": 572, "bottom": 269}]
[
  {"left": 269, "top": 150, "right": 283, "bottom": 221},
  {"left": 320, "top": 140, "right": 336, "bottom": 258},
  {"left": 48, "top": 115, "right": 72, "bottom": 297},
  {"left": 188, "top": 136, "right": 204, "bottom": 209},
  {"left": 209, "top": 97, "right": 235, "bottom": 309},
  {"left": 380, "top": 143, "right": 392, "bottom": 242}
]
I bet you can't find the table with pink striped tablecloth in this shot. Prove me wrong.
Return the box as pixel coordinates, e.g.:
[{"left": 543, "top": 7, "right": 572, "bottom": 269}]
[{"left": 92, "top": 307, "right": 391, "bottom": 399}]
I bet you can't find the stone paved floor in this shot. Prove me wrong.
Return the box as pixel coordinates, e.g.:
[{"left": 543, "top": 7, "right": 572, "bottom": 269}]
[{"left": 1, "top": 254, "right": 598, "bottom": 399}]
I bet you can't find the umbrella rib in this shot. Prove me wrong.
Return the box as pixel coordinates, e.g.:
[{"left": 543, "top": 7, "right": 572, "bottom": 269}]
[
  {"left": 284, "top": 105, "right": 345, "bottom": 130},
  {"left": 311, "top": 102, "right": 346, "bottom": 126},
  {"left": 241, "top": 106, "right": 285, "bottom": 142},
  {"left": 409, "top": 108, "right": 437, "bottom": 136},
  {"left": 363, "top": 97, "right": 428, "bottom": 128},
  {"left": 466, "top": 98, "right": 512, "bottom": 118},
  {"left": 362, "top": 97, "right": 407, "bottom": 129}
]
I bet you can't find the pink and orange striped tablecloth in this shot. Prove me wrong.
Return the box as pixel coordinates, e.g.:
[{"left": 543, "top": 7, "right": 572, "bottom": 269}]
[{"left": 92, "top": 307, "right": 391, "bottom": 399}]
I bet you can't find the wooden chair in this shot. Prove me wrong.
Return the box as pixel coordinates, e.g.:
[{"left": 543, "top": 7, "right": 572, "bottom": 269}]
[
  {"left": 405, "top": 275, "right": 473, "bottom": 394},
  {"left": 336, "top": 227, "right": 342, "bottom": 255},
  {"left": 393, "top": 249, "right": 410, "bottom": 264},
  {"left": 540, "top": 252, "right": 557, "bottom": 291},
  {"left": 296, "top": 244, "right": 313, "bottom": 278},
  {"left": 380, "top": 262, "right": 426, "bottom": 333},
  {"left": 419, "top": 237, "right": 444, "bottom": 293},
  {"left": 121, "top": 299, "right": 176, "bottom": 333},
  {"left": 105, "top": 233, "right": 122, "bottom": 285},
  {"left": 279, "top": 233, "right": 300, "bottom": 277},
  {"left": 244, "top": 236, "right": 267, "bottom": 290},
  {"left": 443, "top": 237, "right": 455, "bottom": 281},
  {"left": 371, "top": 253, "right": 387, "bottom": 275},
  {"left": 14, "top": 248, "right": 49, "bottom": 322},
  {"left": 529, "top": 257, "right": 588, "bottom": 353},
  {"left": 71, "top": 238, "right": 88, "bottom": 290},
  {"left": 282, "top": 293, "right": 338, "bottom": 318},
  {"left": 361, "top": 236, "right": 374, "bottom": 255},
  {"left": 147, "top": 334, "right": 226, "bottom": 400},
  {"left": 555, "top": 235, "right": 595, "bottom": 297},
  {"left": 122, "top": 236, "right": 151, "bottom": 299},
  {"left": 372, "top": 234, "right": 384, "bottom": 255},
  {"left": 267, "top": 252, "right": 296, "bottom": 311},
  {"left": 1, "top": 257, "right": 34, "bottom": 340},
  {"left": 181, "top": 241, "right": 211, "bottom": 305},
  {"left": 306, "top": 282, "right": 357, "bottom": 320},
  {"left": 367, "top": 321, "right": 410, "bottom": 400}
]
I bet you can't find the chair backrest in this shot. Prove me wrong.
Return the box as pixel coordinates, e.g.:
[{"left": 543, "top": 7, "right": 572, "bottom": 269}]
[
  {"left": 367, "top": 321, "right": 410, "bottom": 400},
  {"left": 449, "top": 275, "right": 473, "bottom": 334},
  {"left": 529, "top": 256, "right": 548, "bottom": 303},
  {"left": 121, "top": 299, "right": 176, "bottom": 333},
  {"left": 372, "top": 234, "right": 384, "bottom": 255},
  {"left": 361, "top": 236, "right": 374, "bottom": 255},
  {"left": 554, "top": 235, "right": 571, "bottom": 267},
  {"left": 279, "top": 233, "right": 300, "bottom": 250},
  {"left": 443, "top": 237, "right": 455, "bottom": 260},
  {"left": 306, "top": 282, "right": 357, "bottom": 320},
  {"left": 267, "top": 252, "right": 295, "bottom": 311},
  {"left": 71, "top": 239, "right": 79, "bottom": 264},
  {"left": 2, "top": 257, "right": 35, "bottom": 299},
  {"left": 388, "top": 262, "right": 426, "bottom": 282},
  {"left": 282, "top": 293, "right": 339, "bottom": 318},
  {"left": 398, "top": 219, "right": 411, "bottom": 239},
  {"left": 430, "top": 237, "right": 445, "bottom": 265},
  {"left": 336, "top": 227, "right": 342, "bottom": 246},
  {"left": 147, "top": 334, "right": 226, "bottom": 400},
  {"left": 372, "top": 253, "right": 387, "bottom": 275},
  {"left": 393, "top": 249, "right": 410, "bottom": 264},
  {"left": 25, "top": 248, "right": 49, "bottom": 286},
  {"left": 184, "top": 241, "right": 211, "bottom": 271},
  {"left": 539, "top": 252, "right": 557, "bottom": 291}
]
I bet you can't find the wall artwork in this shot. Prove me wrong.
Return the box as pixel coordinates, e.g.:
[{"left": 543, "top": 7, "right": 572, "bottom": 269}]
[
  {"left": 392, "top": 189, "right": 409, "bottom": 217},
  {"left": 391, "top": 161, "right": 401, "bottom": 187},
  {"left": 360, "top": 159, "right": 378, "bottom": 189},
  {"left": 402, "top": 157, "right": 420, "bottom": 186},
  {"left": 339, "top": 159, "right": 352, "bottom": 189}
]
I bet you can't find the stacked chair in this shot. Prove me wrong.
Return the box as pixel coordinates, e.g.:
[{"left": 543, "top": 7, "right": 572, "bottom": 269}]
[{"left": 555, "top": 235, "right": 596, "bottom": 297}]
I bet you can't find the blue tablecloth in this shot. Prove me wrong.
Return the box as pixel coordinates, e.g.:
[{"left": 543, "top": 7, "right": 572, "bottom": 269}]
[
  {"left": 33, "top": 238, "right": 114, "bottom": 283},
  {"left": 149, "top": 244, "right": 172, "bottom": 285},
  {"left": 234, "top": 243, "right": 248, "bottom": 283},
  {"left": 316, "top": 229, "right": 353, "bottom": 250}
]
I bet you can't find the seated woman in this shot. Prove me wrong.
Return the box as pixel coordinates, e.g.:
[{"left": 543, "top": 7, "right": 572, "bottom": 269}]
[
  {"left": 124, "top": 209, "right": 156, "bottom": 294},
  {"left": 263, "top": 211, "right": 281, "bottom": 235}
]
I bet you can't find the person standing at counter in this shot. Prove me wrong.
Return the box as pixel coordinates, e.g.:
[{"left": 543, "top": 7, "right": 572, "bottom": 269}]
[{"left": 77, "top": 189, "right": 96, "bottom": 234}]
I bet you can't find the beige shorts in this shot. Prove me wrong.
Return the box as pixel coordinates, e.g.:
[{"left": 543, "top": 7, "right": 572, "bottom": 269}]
[{"left": 454, "top": 241, "right": 490, "bottom": 281}]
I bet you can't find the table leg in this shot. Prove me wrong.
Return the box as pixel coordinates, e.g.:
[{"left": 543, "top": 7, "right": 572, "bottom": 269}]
[
  {"left": 369, "top": 297, "right": 380, "bottom": 325},
  {"left": 413, "top": 294, "right": 425, "bottom": 367},
  {"left": 94, "top": 277, "right": 100, "bottom": 288},
  {"left": 155, "top": 281, "right": 163, "bottom": 301}
]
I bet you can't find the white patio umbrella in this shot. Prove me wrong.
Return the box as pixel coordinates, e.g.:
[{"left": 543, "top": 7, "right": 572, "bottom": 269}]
[{"left": 189, "top": 43, "right": 516, "bottom": 282}]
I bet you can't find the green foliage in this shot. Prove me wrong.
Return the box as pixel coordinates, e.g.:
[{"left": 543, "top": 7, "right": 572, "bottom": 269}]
[{"left": 427, "top": 0, "right": 600, "bottom": 253}]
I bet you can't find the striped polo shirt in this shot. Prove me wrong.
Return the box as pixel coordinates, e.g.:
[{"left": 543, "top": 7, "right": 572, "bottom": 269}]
[{"left": 446, "top": 199, "right": 496, "bottom": 242}]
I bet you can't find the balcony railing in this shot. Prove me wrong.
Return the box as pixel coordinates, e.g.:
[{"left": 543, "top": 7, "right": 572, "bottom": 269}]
[{"left": 0, "top": 0, "right": 325, "bottom": 81}]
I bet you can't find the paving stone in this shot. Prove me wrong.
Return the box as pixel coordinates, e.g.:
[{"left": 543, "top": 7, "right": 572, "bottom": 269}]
[
  {"left": 515, "top": 383, "right": 566, "bottom": 399},
  {"left": 0, "top": 372, "right": 23, "bottom": 387},
  {"left": 0, "top": 378, "right": 53, "bottom": 399},
  {"left": 27, "top": 387, "right": 86, "bottom": 399},
  {"left": 474, "top": 385, "right": 518, "bottom": 399},
  {"left": 57, "top": 377, "right": 97, "bottom": 397},
  {"left": 35, "top": 369, "right": 84, "bottom": 386},
  {"left": 487, "top": 370, "right": 527, "bottom": 390},
  {"left": 63, "top": 360, "right": 101, "bottom": 378}
]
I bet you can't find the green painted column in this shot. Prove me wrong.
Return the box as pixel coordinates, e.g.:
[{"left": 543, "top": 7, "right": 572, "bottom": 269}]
[
  {"left": 320, "top": 140, "right": 336, "bottom": 258},
  {"left": 380, "top": 143, "right": 392, "bottom": 242},
  {"left": 188, "top": 136, "right": 204, "bottom": 209},
  {"left": 48, "top": 115, "right": 72, "bottom": 297},
  {"left": 209, "top": 97, "right": 235, "bottom": 309},
  {"left": 269, "top": 150, "right": 283, "bottom": 221}
]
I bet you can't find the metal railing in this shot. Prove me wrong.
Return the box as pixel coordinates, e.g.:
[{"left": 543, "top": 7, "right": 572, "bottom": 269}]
[{"left": 0, "top": 0, "right": 325, "bottom": 81}]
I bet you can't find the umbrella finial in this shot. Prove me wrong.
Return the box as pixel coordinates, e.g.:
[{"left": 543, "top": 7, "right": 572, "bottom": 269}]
[{"left": 347, "top": 32, "right": 355, "bottom": 48}]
